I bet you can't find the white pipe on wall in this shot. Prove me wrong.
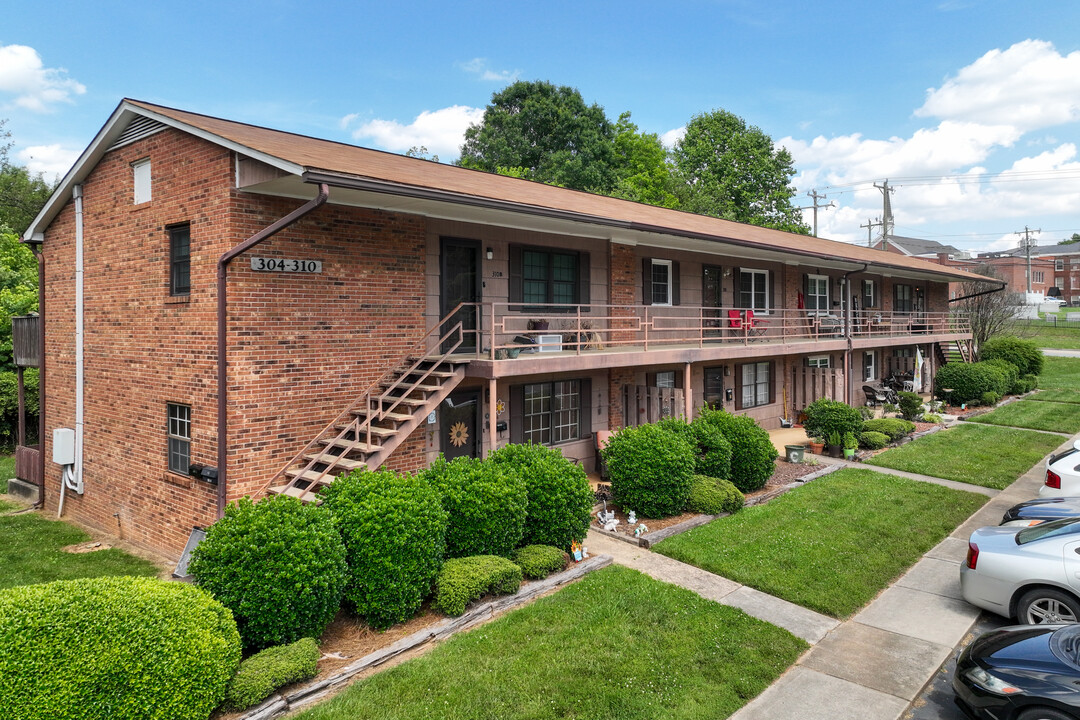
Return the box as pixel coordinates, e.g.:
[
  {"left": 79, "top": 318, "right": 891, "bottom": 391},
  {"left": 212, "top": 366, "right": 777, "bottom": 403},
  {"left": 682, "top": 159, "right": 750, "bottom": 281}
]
[{"left": 59, "top": 184, "right": 85, "bottom": 517}]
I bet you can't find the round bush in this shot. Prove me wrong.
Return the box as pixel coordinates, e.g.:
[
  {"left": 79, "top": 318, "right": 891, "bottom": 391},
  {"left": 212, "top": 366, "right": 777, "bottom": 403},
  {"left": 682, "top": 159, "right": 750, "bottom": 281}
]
[
  {"left": 934, "top": 362, "right": 1009, "bottom": 404},
  {"left": 980, "top": 391, "right": 1001, "bottom": 406},
  {"left": 802, "top": 397, "right": 863, "bottom": 440},
  {"left": 981, "top": 358, "right": 1019, "bottom": 394},
  {"left": 602, "top": 423, "right": 695, "bottom": 517},
  {"left": 420, "top": 456, "right": 527, "bottom": 558},
  {"left": 896, "top": 391, "right": 924, "bottom": 421},
  {"left": 322, "top": 468, "right": 447, "bottom": 629},
  {"left": 189, "top": 494, "right": 348, "bottom": 651},
  {"left": 1018, "top": 373, "right": 1039, "bottom": 394},
  {"left": 511, "top": 544, "right": 569, "bottom": 579},
  {"left": 224, "top": 637, "right": 320, "bottom": 711},
  {"left": 685, "top": 475, "right": 745, "bottom": 515},
  {"left": 695, "top": 407, "right": 778, "bottom": 493},
  {"left": 659, "top": 416, "right": 733, "bottom": 480},
  {"left": 0, "top": 576, "right": 240, "bottom": 720},
  {"left": 487, "top": 443, "right": 592, "bottom": 551},
  {"left": 857, "top": 431, "right": 889, "bottom": 450},
  {"left": 980, "top": 336, "right": 1043, "bottom": 376},
  {"left": 860, "top": 418, "right": 916, "bottom": 441},
  {"left": 433, "top": 555, "right": 523, "bottom": 617}
]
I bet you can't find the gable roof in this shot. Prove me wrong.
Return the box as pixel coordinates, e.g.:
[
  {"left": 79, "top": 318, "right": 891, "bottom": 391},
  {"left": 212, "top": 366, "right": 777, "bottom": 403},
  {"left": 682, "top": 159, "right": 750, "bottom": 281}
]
[
  {"left": 877, "top": 235, "right": 963, "bottom": 257},
  {"left": 26, "top": 99, "right": 999, "bottom": 285}
]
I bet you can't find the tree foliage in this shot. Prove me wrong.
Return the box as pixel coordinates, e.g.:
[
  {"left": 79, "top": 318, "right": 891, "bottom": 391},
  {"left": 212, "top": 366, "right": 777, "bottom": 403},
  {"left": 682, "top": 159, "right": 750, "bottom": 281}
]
[
  {"left": 1058, "top": 233, "right": 1080, "bottom": 245},
  {"left": 955, "top": 264, "right": 1021, "bottom": 358},
  {"left": 610, "top": 112, "right": 679, "bottom": 208},
  {"left": 0, "top": 119, "right": 54, "bottom": 235}
]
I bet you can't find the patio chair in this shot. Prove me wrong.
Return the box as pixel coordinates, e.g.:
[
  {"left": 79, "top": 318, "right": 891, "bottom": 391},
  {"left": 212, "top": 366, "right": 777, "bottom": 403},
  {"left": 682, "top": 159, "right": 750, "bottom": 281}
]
[
  {"left": 745, "top": 309, "right": 768, "bottom": 339},
  {"left": 862, "top": 385, "right": 888, "bottom": 407}
]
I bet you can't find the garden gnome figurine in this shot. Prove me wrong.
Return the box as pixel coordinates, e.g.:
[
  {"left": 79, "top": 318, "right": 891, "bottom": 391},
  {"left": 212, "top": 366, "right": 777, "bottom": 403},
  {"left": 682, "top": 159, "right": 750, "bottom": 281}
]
[{"left": 627, "top": 510, "right": 637, "bottom": 525}]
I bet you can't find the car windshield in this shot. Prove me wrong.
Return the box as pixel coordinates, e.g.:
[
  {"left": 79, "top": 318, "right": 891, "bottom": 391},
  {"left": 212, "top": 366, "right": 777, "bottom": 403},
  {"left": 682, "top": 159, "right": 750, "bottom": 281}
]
[
  {"left": 1051, "top": 625, "right": 1080, "bottom": 669},
  {"left": 1017, "top": 516, "right": 1080, "bottom": 545}
]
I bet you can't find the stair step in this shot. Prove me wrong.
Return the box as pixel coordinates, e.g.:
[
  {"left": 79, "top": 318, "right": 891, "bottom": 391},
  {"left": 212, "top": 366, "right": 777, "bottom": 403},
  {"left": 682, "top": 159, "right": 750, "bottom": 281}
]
[
  {"left": 328, "top": 425, "right": 396, "bottom": 439},
  {"left": 268, "top": 484, "right": 321, "bottom": 503},
  {"left": 381, "top": 381, "right": 443, "bottom": 393},
  {"left": 284, "top": 467, "right": 346, "bottom": 484},
  {"left": 316, "top": 438, "right": 382, "bottom": 454},
  {"left": 349, "top": 409, "right": 413, "bottom": 423},
  {"left": 381, "top": 396, "right": 427, "bottom": 408},
  {"left": 303, "top": 453, "right": 368, "bottom": 471}
]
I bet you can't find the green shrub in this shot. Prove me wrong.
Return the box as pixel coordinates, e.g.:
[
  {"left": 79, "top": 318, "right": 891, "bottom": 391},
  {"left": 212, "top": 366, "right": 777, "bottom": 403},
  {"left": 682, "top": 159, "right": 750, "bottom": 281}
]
[
  {"left": 511, "top": 544, "right": 569, "bottom": 579},
  {"left": 659, "top": 417, "right": 733, "bottom": 480},
  {"left": 897, "top": 391, "right": 924, "bottom": 421},
  {"left": 861, "top": 418, "right": 916, "bottom": 442},
  {"left": 223, "top": 637, "right": 319, "bottom": 710},
  {"left": 826, "top": 430, "right": 842, "bottom": 447},
  {"left": 321, "top": 468, "right": 447, "bottom": 630},
  {"left": 0, "top": 369, "right": 37, "bottom": 453},
  {"left": 802, "top": 397, "right": 863, "bottom": 440},
  {"left": 982, "top": 359, "right": 1020, "bottom": 395},
  {"left": 0, "top": 576, "right": 240, "bottom": 720},
  {"left": 189, "top": 494, "right": 347, "bottom": 651},
  {"left": 981, "top": 336, "right": 1044, "bottom": 376},
  {"left": 857, "top": 431, "right": 889, "bottom": 450},
  {"left": 433, "top": 555, "right": 522, "bottom": 616},
  {"left": 980, "top": 391, "right": 1001, "bottom": 406},
  {"left": 695, "top": 407, "right": 778, "bottom": 493},
  {"left": 685, "top": 474, "right": 744, "bottom": 514},
  {"left": 1016, "top": 373, "right": 1039, "bottom": 394},
  {"left": 487, "top": 443, "right": 592, "bottom": 551},
  {"left": 934, "top": 362, "right": 1010, "bottom": 404},
  {"left": 420, "top": 456, "right": 527, "bottom": 558},
  {"left": 842, "top": 431, "right": 859, "bottom": 450},
  {"left": 921, "top": 413, "right": 943, "bottom": 424},
  {"left": 602, "top": 423, "right": 695, "bottom": 517}
]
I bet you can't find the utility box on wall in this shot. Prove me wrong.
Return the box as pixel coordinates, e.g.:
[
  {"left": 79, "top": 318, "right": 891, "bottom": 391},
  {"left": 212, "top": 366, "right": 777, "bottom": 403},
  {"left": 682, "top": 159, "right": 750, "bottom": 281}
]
[{"left": 53, "top": 428, "right": 75, "bottom": 465}]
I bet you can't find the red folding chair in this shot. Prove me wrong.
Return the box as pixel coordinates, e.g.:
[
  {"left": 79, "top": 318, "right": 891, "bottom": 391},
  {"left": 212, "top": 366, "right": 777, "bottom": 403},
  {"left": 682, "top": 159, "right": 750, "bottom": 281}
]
[
  {"left": 745, "top": 309, "right": 768, "bottom": 339},
  {"left": 727, "top": 309, "right": 744, "bottom": 333}
]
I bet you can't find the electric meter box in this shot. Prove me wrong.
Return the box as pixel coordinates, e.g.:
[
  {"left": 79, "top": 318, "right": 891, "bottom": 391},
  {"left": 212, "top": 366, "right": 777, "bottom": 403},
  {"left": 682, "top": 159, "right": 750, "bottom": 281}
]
[{"left": 53, "top": 428, "right": 75, "bottom": 465}]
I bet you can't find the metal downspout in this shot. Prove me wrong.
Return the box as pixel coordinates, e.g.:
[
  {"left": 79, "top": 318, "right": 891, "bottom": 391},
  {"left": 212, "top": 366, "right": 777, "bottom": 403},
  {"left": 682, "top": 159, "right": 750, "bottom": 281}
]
[
  {"left": 215, "top": 184, "right": 329, "bottom": 518},
  {"left": 30, "top": 245, "right": 45, "bottom": 509},
  {"left": 842, "top": 264, "right": 868, "bottom": 405}
]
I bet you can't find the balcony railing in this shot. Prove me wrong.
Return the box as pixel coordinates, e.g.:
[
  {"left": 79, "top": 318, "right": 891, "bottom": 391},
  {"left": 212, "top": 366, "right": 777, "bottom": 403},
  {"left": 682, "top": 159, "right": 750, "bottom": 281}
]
[{"left": 447, "top": 303, "right": 970, "bottom": 359}]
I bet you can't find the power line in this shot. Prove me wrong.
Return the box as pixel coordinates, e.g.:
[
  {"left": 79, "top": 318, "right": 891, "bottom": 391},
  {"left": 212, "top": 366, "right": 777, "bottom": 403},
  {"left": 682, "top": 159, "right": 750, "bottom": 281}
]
[{"left": 797, "top": 190, "right": 835, "bottom": 237}]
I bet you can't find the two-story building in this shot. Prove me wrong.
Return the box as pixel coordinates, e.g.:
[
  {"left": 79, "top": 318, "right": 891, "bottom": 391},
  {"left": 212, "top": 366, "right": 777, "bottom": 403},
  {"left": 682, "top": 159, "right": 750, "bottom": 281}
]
[{"left": 19, "top": 100, "right": 989, "bottom": 558}]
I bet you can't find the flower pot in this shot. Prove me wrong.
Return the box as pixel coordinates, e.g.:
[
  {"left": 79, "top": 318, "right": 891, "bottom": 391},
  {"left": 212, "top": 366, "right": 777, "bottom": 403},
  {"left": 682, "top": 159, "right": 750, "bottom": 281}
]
[
  {"left": 827, "top": 444, "right": 843, "bottom": 458},
  {"left": 807, "top": 442, "right": 824, "bottom": 455},
  {"left": 843, "top": 448, "right": 856, "bottom": 459}
]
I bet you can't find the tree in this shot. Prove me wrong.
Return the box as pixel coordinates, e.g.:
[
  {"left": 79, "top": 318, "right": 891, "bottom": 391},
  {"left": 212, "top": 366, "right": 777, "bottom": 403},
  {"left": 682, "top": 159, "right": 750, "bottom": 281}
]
[
  {"left": 0, "top": 119, "right": 54, "bottom": 235},
  {"left": 610, "top": 112, "right": 680, "bottom": 209},
  {"left": 954, "top": 263, "right": 1021, "bottom": 359},
  {"left": 457, "top": 81, "right": 618, "bottom": 193},
  {"left": 1058, "top": 233, "right": 1080, "bottom": 245},
  {"left": 672, "top": 110, "right": 809, "bottom": 233}
]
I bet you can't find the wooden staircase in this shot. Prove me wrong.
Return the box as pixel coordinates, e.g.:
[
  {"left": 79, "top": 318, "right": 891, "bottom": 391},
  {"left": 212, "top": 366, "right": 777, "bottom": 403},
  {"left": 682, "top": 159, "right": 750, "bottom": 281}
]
[
  {"left": 936, "top": 339, "right": 972, "bottom": 365},
  {"left": 264, "top": 309, "right": 471, "bottom": 503}
]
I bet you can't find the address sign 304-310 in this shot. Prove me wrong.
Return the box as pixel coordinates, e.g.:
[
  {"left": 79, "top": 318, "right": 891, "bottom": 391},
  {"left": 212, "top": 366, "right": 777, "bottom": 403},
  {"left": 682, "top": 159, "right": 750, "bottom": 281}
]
[{"left": 250, "top": 257, "right": 322, "bottom": 273}]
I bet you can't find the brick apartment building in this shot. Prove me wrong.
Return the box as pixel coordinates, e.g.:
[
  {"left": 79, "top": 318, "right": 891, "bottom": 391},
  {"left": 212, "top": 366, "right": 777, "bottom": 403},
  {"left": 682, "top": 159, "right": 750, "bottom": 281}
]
[{"left": 17, "top": 100, "right": 989, "bottom": 559}]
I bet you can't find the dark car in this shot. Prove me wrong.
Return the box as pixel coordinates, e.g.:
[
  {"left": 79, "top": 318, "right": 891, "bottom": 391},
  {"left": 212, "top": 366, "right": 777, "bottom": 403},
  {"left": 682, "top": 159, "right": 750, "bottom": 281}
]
[
  {"left": 1001, "top": 497, "right": 1080, "bottom": 527},
  {"left": 953, "top": 623, "right": 1080, "bottom": 720}
]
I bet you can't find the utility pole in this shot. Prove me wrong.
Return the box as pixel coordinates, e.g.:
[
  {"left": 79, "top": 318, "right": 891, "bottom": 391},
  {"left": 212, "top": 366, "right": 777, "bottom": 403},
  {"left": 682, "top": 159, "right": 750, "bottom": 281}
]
[
  {"left": 1015, "top": 225, "right": 1041, "bottom": 293},
  {"left": 802, "top": 190, "right": 835, "bottom": 237},
  {"left": 874, "top": 180, "right": 895, "bottom": 250},
  {"left": 861, "top": 217, "right": 883, "bottom": 248}
]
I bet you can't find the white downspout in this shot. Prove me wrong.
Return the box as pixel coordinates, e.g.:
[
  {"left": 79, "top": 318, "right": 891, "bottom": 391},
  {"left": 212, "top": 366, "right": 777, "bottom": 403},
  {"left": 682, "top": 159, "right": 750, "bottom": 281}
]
[{"left": 58, "top": 184, "right": 85, "bottom": 517}]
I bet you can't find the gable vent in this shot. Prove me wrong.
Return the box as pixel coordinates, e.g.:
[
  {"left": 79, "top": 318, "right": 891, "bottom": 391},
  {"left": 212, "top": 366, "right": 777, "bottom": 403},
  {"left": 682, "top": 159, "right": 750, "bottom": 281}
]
[{"left": 109, "top": 116, "right": 167, "bottom": 151}]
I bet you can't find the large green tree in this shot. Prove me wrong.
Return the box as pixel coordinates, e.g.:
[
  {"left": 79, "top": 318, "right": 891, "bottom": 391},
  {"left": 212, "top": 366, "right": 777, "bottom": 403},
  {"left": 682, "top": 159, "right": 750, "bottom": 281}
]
[
  {"left": 610, "top": 112, "right": 680, "bottom": 209},
  {"left": 457, "top": 81, "right": 618, "bottom": 193},
  {"left": 0, "top": 120, "right": 54, "bottom": 235},
  {"left": 672, "top": 110, "right": 808, "bottom": 233}
]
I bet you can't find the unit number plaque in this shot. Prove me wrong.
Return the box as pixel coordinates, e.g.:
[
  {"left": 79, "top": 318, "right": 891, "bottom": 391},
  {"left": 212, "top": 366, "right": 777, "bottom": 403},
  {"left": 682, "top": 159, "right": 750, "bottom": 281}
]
[{"left": 250, "top": 257, "right": 322, "bottom": 273}]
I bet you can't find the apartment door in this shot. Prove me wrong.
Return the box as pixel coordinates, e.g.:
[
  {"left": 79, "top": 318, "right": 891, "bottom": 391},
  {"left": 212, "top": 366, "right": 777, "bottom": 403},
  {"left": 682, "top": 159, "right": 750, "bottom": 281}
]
[
  {"left": 703, "top": 265, "right": 724, "bottom": 338},
  {"left": 441, "top": 390, "right": 481, "bottom": 460},
  {"left": 440, "top": 237, "right": 481, "bottom": 353}
]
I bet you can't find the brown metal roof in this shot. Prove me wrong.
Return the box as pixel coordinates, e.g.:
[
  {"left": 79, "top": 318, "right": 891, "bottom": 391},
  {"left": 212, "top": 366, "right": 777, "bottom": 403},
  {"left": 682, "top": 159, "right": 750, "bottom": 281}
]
[{"left": 127, "top": 99, "right": 996, "bottom": 283}]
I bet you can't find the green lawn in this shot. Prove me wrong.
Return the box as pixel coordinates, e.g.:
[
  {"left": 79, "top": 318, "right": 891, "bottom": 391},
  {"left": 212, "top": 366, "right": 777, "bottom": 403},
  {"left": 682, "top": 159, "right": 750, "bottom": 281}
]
[
  {"left": 865, "top": 423, "right": 1062, "bottom": 489},
  {"left": 652, "top": 470, "right": 984, "bottom": 618},
  {"left": 1030, "top": 389, "right": 1080, "bottom": 404},
  {"left": 296, "top": 565, "right": 806, "bottom": 720},
  {"left": 966, "top": 399, "right": 1080, "bottom": 433},
  {"left": 1041, "top": 356, "right": 1080, "bottom": 391},
  {"left": 0, "top": 453, "right": 12, "bottom": 494},
  {"left": 0, "top": 512, "right": 161, "bottom": 590}
]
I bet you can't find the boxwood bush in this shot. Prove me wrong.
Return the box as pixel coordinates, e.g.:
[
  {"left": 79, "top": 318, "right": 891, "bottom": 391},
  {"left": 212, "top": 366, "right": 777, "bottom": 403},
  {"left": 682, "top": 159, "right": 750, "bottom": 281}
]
[
  {"left": 857, "top": 431, "right": 890, "bottom": 450},
  {"left": 685, "top": 474, "right": 744, "bottom": 515},
  {"left": 1017, "top": 373, "right": 1039, "bottom": 394},
  {"left": 896, "top": 391, "right": 923, "bottom": 421},
  {"left": 0, "top": 576, "right": 240, "bottom": 720},
  {"left": 934, "top": 361, "right": 1010, "bottom": 404},
  {"left": 602, "top": 423, "right": 695, "bottom": 517},
  {"left": 420, "top": 455, "right": 527, "bottom": 558},
  {"left": 511, "top": 544, "right": 569, "bottom": 579},
  {"left": 189, "top": 494, "right": 348, "bottom": 651},
  {"left": 487, "top": 443, "right": 592, "bottom": 551},
  {"left": 658, "top": 416, "right": 733, "bottom": 480},
  {"left": 982, "top": 358, "right": 1019, "bottom": 394},
  {"left": 433, "top": 555, "right": 523, "bottom": 616},
  {"left": 695, "top": 407, "right": 778, "bottom": 493},
  {"left": 802, "top": 397, "right": 863, "bottom": 440},
  {"left": 321, "top": 468, "right": 447, "bottom": 630},
  {"left": 861, "top": 418, "right": 916, "bottom": 442},
  {"left": 223, "top": 637, "right": 320, "bottom": 710},
  {"left": 980, "top": 335, "right": 1043, "bottom": 376}
]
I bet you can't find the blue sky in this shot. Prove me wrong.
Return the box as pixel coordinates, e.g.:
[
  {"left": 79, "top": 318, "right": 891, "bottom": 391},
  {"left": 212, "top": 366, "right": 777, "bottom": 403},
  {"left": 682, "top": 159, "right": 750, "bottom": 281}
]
[{"left": 4, "top": 0, "right": 1080, "bottom": 253}]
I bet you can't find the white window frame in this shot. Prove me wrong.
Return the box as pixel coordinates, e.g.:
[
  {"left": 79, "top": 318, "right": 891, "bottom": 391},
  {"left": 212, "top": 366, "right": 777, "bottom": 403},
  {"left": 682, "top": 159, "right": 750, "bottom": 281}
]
[
  {"left": 167, "top": 403, "right": 191, "bottom": 475},
  {"left": 862, "top": 279, "right": 877, "bottom": 308},
  {"left": 807, "top": 355, "right": 831, "bottom": 368},
  {"left": 806, "top": 274, "right": 830, "bottom": 315},
  {"left": 1033, "top": 270, "right": 1045, "bottom": 284},
  {"left": 655, "top": 370, "right": 676, "bottom": 388},
  {"left": 1056, "top": 259, "right": 1065, "bottom": 271},
  {"left": 863, "top": 351, "right": 877, "bottom": 382},
  {"left": 739, "top": 269, "right": 770, "bottom": 314},
  {"left": 740, "top": 361, "right": 770, "bottom": 409},
  {"left": 133, "top": 158, "right": 152, "bottom": 204},
  {"left": 650, "top": 259, "right": 672, "bottom": 306}
]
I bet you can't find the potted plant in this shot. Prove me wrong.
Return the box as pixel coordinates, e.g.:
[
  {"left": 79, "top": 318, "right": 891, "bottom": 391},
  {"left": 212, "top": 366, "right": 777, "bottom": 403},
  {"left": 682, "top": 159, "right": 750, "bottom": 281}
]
[
  {"left": 826, "top": 431, "right": 843, "bottom": 458},
  {"left": 842, "top": 431, "right": 858, "bottom": 459},
  {"left": 807, "top": 436, "right": 825, "bottom": 455}
]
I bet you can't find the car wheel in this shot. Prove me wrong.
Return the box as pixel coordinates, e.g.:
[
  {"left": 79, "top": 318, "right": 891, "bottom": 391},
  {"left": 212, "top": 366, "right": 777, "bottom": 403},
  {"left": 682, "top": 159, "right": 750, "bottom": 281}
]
[
  {"left": 1018, "top": 588, "right": 1080, "bottom": 624},
  {"left": 1018, "top": 707, "right": 1074, "bottom": 720}
]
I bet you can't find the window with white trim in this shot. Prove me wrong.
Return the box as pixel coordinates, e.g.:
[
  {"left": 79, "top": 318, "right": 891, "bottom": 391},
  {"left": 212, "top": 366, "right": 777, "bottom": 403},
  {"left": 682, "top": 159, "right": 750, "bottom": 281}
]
[
  {"left": 740, "top": 361, "right": 770, "bottom": 409},
  {"left": 862, "top": 279, "right": 877, "bottom": 308},
  {"left": 738, "top": 269, "right": 769, "bottom": 313},
  {"left": 654, "top": 371, "right": 676, "bottom": 388},
  {"left": 133, "top": 159, "right": 151, "bottom": 204},
  {"left": 167, "top": 403, "right": 191, "bottom": 475},
  {"left": 863, "top": 351, "right": 877, "bottom": 382},
  {"left": 650, "top": 260, "right": 672, "bottom": 305},
  {"left": 807, "top": 355, "right": 831, "bottom": 368},
  {"left": 1033, "top": 270, "right": 1045, "bottom": 284},
  {"left": 1056, "top": 259, "right": 1065, "bottom": 271},
  {"left": 806, "top": 275, "right": 829, "bottom": 314}
]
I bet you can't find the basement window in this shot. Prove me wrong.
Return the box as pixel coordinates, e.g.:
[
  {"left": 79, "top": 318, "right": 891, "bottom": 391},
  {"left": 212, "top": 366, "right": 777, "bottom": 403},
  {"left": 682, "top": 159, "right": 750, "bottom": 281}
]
[{"left": 167, "top": 403, "right": 191, "bottom": 475}]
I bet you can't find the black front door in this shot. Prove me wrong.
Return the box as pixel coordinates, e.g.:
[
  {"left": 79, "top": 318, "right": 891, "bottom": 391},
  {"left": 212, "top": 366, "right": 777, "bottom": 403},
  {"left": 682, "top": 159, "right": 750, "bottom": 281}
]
[
  {"left": 440, "top": 238, "right": 480, "bottom": 353},
  {"left": 703, "top": 265, "right": 723, "bottom": 337},
  {"left": 441, "top": 389, "right": 480, "bottom": 460}
]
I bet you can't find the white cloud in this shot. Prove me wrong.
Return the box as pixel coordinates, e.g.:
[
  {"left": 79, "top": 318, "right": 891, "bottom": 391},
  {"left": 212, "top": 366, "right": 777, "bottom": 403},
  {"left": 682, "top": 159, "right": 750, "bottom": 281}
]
[
  {"left": 459, "top": 58, "right": 520, "bottom": 83},
  {"left": 350, "top": 105, "right": 485, "bottom": 158},
  {"left": 16, "top": 144, "right": 78, "bottom": 178},
  {"left": 0, "top": 44, "right": 85, "bottom": 112},
  {"left": 916, "top": 40, "right": 1080, "bottom": 133},
  {"left": 660, "top": 126, "right": 685, "bottom": 149},
  {"left": 338, "top": 112, "right": 359, "bottom": 130}
]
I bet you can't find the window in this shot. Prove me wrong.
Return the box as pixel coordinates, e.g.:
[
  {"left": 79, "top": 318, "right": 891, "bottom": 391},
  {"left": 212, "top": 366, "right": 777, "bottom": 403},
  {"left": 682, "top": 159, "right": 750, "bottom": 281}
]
[
  {"left": 893, "top": 348, "right": 914, "bottom": 358},
  {"left": 522, "top": 380, "right": 581, "bottom": 445},
  {"left": 704, "top": 367, "right": 725, "bottom": 407},
  {"left": 1033, "top": 270, "right": 1045, "bottom": 284},
  {"left": 863, "top": 351, "right": 877, "bottom": 382},
  {"left": 167, "top": 403, "right": 191, "bottom": 475},
  {"left": 894, "top": 283, "right": 914, "bottom": 313},
  {"left": 523, "top": 249, "right": 578, "bottom": 306},
  {"left": 133, "top": 159, "right": 151, "bottom": 204},
  {"left": 169, "top": 224, "right": 191, "bottom": 296},
  {"left": 739, "top": 361, "right": 771, "bottom": 409},
  {"left": 1071, "top": 258, "right": 1080, "bottom": 266},
  {"left": 807, "top": 355, "right": 831, "bottom": 368},
  {"left": 654, "top": 370, "right": 676, "bottom": 388},
  {"left": 1073, "top": 277, "right": 1079, "bottom": 290},
  {"left": 738, "top": 269, "right": 769, "bottom": 313},
  {"left": 649, "top": 260, "right": 673, "bottom": 305},
  {"left": 862, "top": 279, "right": 877, "bottom": 309},
  {"left": 1056, "top": 259, "right": 1065, "bottom": 271},
  {"left": 806, "top": 275, "right": 829, "bottom": 314}
]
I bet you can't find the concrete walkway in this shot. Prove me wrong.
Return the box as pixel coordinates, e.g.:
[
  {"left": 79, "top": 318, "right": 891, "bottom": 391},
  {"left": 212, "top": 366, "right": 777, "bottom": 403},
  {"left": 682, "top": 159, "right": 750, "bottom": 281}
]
[{"left": 590, "top": 433, "right": 1080, "bottom": 720}]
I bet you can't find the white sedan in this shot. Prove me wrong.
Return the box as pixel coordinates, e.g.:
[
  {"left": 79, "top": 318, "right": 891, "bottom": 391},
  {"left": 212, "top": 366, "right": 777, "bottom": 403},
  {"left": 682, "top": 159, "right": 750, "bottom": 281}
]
[{"left": 1040, "top": 440, "right": 1080, "bottom": 498}]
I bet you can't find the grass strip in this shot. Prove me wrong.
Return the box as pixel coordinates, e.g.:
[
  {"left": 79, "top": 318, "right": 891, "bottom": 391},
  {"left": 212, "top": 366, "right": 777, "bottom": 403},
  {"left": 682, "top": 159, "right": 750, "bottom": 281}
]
[
  {"left": 966, "top": 400, "right": 1080, "bottom": 433},
  {"left": 0, "top": 454, "right": 12, "bottom": 494},
  {"left": 296, "top": 565, "right": 806, "bottom": 720},
  {"left": 1029, "top": 389, "right": 1080, "bottom": 404},
  {"left": 0, "top": 512, "right": 160, "bottom": 590},
  {"left": 1041, "top": 356, "right": 1080, "bottom": 391},
  {"left": 865, "top": 423, "right": 1061, "bottom": 489},
  {"left": 653, "top": 469, "right": 984, "bottom": 618}
]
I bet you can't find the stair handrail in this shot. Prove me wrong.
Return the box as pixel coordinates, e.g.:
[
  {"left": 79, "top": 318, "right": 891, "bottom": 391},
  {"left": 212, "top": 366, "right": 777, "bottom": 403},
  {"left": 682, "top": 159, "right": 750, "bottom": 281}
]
[{"left": 263, "top": 304, "right": 469, "bottom": 497}]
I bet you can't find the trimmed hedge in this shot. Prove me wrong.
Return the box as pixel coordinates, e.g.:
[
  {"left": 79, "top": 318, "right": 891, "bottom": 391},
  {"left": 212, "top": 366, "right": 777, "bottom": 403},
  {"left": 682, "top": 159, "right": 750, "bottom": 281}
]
[
  {"left": 695, "top": 407, "right": 778, "bottom": 493},
  {"left": 1016, "top": 373, "right": 1039, "bottom": 394},
  {"left": 189, "top": 494, "right": 348, "bottom": 651},
  {"left": 487, "top": 443, "right": 592, "bottom": 551},
  {"left": 658, "top": 417, "right": 733, "bottom": 480},
  {"left": 322, "top": 468, "right": 447, "bottom": 630},
  {"left": 511, "top": 544, "right": 569, "bottom": 579},
  {"left": 685, "top": 475, "right": 745, "bottom": 515},
  {"left": 896, "top": 391, "right": 923, "bottom": 422},
  {"left": 224, "top": 637, "right": 320, "bottom": 710},
  {"left": 420, "top": 456, "right": 527, "bottom": 558},
  {"left": 802, "top": 397, "right": 863, "bottom": 440},
  {"left": 433, "top": 555, "right": 523, "bottom": 616},
  {"left": 861, "top": 418, "right": 916, "bottom": 442},
  {"left": 858, "top": 431, "right": 890, "bottom": 450},
  {"left": 981, "top": 335, "right": 1043, "bottom": 377},
  {"left": 934, "top": 361, "right": 1010, "bottom": 404},
  {"left": 602, "top": 423, "right": 695, "bottom": 517},
  {"left": 0, "top": 576, "right": 240, "bottom": 720}
]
